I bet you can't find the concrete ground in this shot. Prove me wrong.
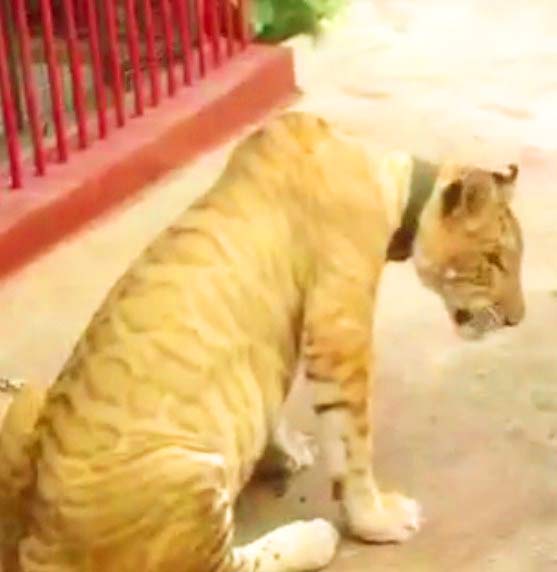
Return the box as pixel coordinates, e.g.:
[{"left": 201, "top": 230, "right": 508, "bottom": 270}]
[{"left": 2, "top": 0, "right": 557, "bottom": 569}]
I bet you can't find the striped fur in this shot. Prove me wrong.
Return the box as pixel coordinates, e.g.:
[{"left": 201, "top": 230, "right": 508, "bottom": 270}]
[{"left": 0, "top": 112, "right": 524, "bottom": 571}]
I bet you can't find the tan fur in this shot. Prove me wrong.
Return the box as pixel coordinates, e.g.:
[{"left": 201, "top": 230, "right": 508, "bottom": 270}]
[
  {"left": 0, "top": 384, "right": 45, "bottom": 572},
  {"left": 0, "top": 113, "right": 524, "bottom": 571},
  {"left": 415, "top": 161, "right": 524, "bottom": 338}
]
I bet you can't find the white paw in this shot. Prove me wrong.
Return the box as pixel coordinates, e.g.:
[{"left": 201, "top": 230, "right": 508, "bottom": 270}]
[
  {"left": 275, "top": 519, "right": 340, "bottom": 571},
  {"left": 273, "top": 424, "right": 317, "bottom": 474},
  {"left": 345, "top": 492, "right": 422, "bottom": 544},
  {"left": 282, "top": 431, "right": 317, "bottom": 474},
  {"left": 237, "top": 519, "right": 339, "bottom": 572}
]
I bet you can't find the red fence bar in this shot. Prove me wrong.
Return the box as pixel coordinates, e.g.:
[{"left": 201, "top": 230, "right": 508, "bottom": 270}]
[
  {"left": 40, "top": 0, "right": 68, "bottom": 162},
  {"left": 124, "top": 0, "right": 145, "bottom": 116},
  {"left": 174, "top": 0, "right": 194, "bottom": 85},
  {"left": 141, "top": 0, "right": 160, "bottom": 106},
  {"left": 223, "top": 0, "right": 235, "bottom": 57},
  {"left": 238, "top": 0, "right": 249, "bottom": 47},
  {"left": 194, "top": 0, "right": 207, "bottom": 77},
  {"left": 85, "top": 0, "right": 108, "bottom": 138},
  {"left": 61, "top": 0, "right": 88, "bottom": 148},
  {"left": 74, "top": 0, "right": 87, "bottom": 30},
  {"left": 0, "top": 0, "right": 257, "bottom": 194},
  {"left": 102, "top": 0, "right": 125, "bottom": 126},
  {"left": 0, "top": 6, "right": 22, "bottom": 188},
  {"left": 206, "top": 0, "right": 221, "bottom": 67},
  {"left": 1, "top": 4, "right": 24, "bottom": 133},
  {"left": 159, "top": 0, "right": 177, "bottom": 95},
  {"left": 13, "top": 0, "right": 46, "bottom": 175}
]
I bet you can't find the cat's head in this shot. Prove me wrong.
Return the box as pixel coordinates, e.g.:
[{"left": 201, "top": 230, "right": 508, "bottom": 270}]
[{"left": 412, "top": 163, "right": 524, "bottom": 339}]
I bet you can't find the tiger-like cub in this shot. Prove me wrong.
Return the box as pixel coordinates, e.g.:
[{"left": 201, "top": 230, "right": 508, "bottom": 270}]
[{"left": 0, "top": 112, "right": 523, "bottom": 572}]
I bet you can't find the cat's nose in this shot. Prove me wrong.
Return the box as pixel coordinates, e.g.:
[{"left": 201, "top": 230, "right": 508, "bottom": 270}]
[{"left": 454, "top": 309, "right": 473, "bottom": 325}]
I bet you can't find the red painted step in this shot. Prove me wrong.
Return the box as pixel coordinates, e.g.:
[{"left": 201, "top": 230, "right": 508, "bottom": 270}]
[{"left": 0, "top": 44, "right": 297, "bottom": 280}]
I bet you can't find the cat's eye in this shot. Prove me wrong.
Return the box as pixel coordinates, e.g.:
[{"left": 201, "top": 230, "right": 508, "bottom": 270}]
[{"left": 485, "top": 252, "right": 505, "bottom": 272}]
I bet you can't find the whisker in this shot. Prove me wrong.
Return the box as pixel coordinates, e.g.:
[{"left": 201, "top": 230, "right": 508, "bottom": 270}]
[{"left": 486, "top": 306, "right": 503, "bottom": 329}]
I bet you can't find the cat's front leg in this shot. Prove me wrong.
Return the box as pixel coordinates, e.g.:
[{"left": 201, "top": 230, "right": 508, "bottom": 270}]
[{"left": 305, "top": 278, "right": 422, "bottom": 543}]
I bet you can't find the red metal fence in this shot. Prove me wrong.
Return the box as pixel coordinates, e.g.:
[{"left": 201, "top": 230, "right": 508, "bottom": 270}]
[{"left": 0, "top": 0, "right": 250, "bottom": 189}]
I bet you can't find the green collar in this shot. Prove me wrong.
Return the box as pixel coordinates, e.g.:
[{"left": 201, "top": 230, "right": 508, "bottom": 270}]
[{"left": 386, "top": 157, "right": 439, "bottom": 261}]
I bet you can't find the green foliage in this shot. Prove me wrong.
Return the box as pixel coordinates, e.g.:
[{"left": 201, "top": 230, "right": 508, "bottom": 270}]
[
  {"left": 22, "top": 0, "right": 343, "bottom": 44},
  {"left": 252, "top": 0, "right": 345, "bottom": 42}
]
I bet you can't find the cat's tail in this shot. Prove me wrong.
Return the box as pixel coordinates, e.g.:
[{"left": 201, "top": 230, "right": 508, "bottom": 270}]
[{"left": 0, "top": 381, "right": 45, "bottom": 569}]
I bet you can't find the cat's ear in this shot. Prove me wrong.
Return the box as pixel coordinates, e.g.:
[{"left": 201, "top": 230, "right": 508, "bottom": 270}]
[
  {"left": 441, "top": 180, "right": 464, "bottom": 218},
  {"left": 441, "top": 175, "right": 495, "bottom": 232},
  {"left": 492, "top": 164, "right": 518, "bottom": 202},
  {"left": 446, "top": 179, "right": 491, "bottom": 218}
]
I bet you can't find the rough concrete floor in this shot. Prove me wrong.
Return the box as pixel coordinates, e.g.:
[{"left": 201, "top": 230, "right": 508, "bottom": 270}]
[{"left": 2, "top": 0, "right": 557, "bottom": 570}]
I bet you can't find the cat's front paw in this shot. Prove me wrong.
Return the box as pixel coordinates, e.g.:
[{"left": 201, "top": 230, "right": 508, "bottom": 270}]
[{"left": 345, "top": 492, "right": 422, "bottom": 544}]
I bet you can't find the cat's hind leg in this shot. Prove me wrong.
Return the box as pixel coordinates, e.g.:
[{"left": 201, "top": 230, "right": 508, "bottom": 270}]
[{"left": 255, "top": 417, "right": 316, "bottom": 480}]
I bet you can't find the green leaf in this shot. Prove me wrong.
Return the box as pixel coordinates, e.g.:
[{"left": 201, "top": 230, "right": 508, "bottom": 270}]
[
  {"left": 253, "top": 0, "right": 346, "bottom": 42},
  {"left": 252, "top": 0, "right": 275, "bottom": 36}
]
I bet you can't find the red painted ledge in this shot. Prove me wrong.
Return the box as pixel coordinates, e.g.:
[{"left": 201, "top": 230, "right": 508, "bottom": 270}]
[{"left": 0, "top": 44, "right": 297, "bottom": 280}]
